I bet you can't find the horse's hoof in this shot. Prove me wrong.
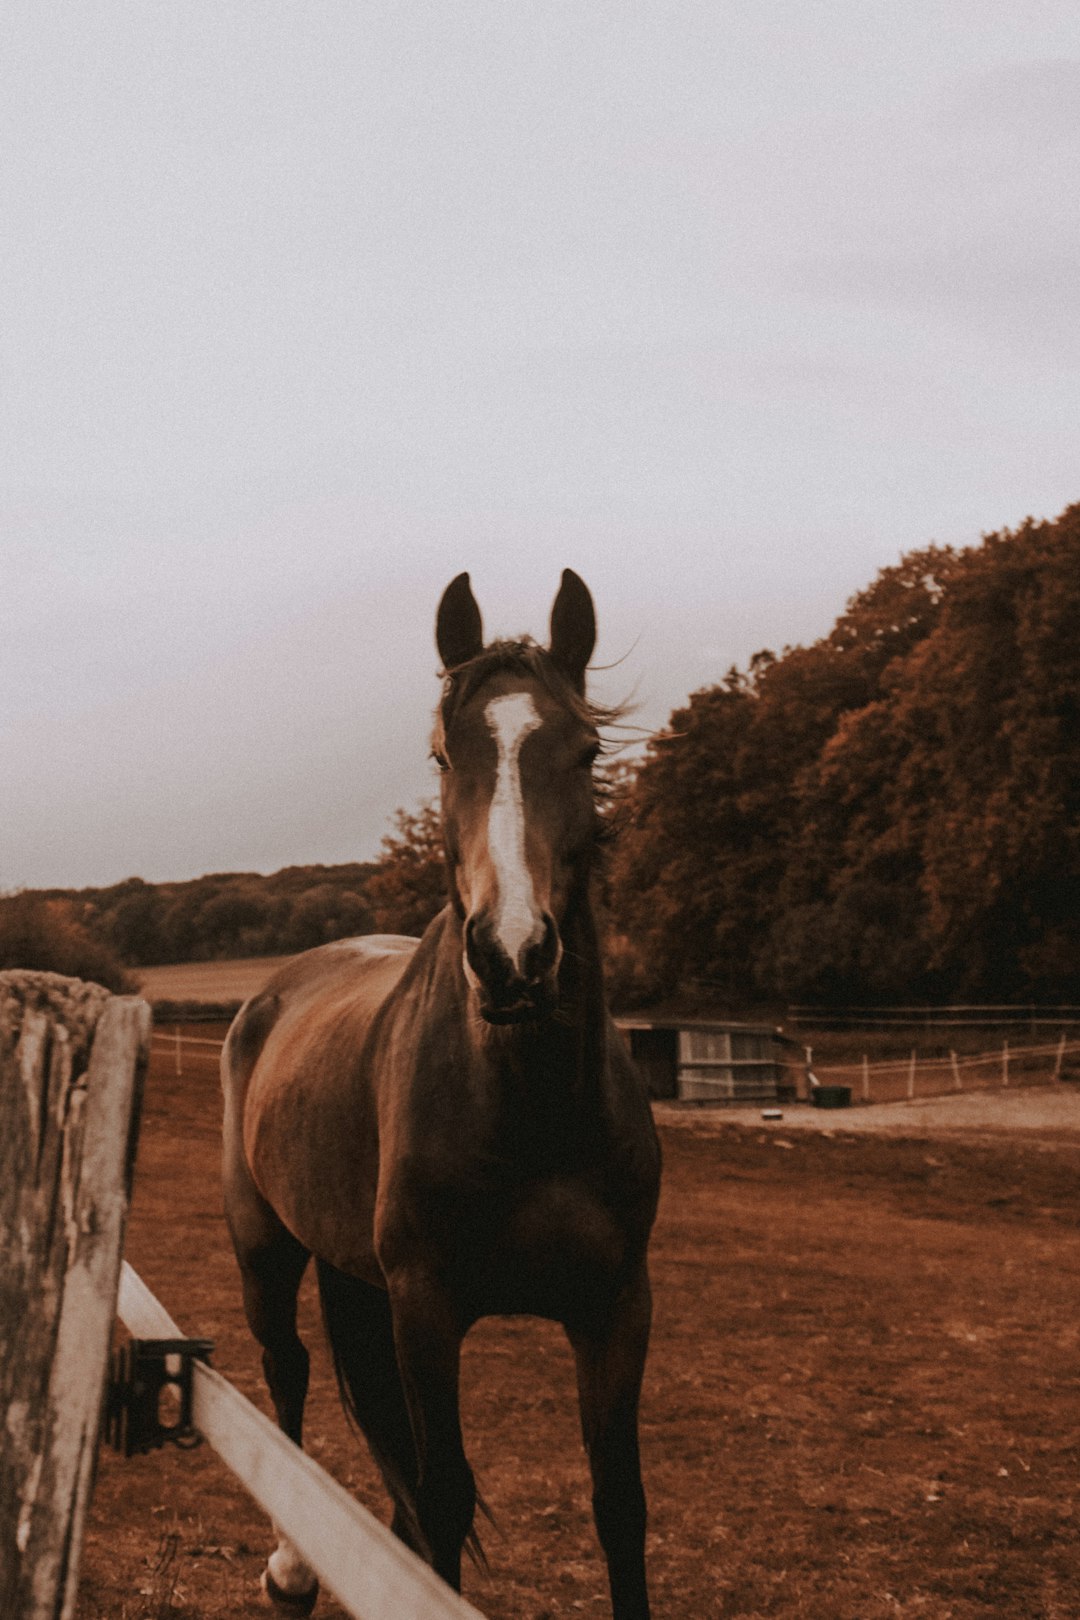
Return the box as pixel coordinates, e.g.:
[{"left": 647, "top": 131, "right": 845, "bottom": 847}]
[{"left": 261, "top": 1567, "right": 319, "bottom": 1615}]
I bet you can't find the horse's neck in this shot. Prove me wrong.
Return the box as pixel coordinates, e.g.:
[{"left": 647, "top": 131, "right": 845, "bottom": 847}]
[{"left": 437, "top": 899, "right": 610, "bottom": 1121}]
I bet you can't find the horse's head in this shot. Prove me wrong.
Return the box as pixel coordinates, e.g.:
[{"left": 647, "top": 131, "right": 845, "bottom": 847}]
[{"left": 433, "top": 570, "right": 604, "bottom": 1025}]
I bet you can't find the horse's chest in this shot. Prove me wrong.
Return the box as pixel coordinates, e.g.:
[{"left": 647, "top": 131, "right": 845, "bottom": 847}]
[
  {"left": 507, "top": 1181, "right": 620, "bottom": 1261},
  {"left": 467, "top": 1179, "right": 627, "bottom": 1317}
]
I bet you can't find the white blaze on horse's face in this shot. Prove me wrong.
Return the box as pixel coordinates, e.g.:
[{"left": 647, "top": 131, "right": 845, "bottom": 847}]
[{"left": 483, "top": 692, "right": 546, "bottom": 970}]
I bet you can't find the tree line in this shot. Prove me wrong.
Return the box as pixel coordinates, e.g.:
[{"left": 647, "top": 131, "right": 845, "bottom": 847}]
[
  {"left": 0, "top": 809, "right": 446, "bottom": 995},
  {"left": 4, "top": 502, "right": 1079, "bottom": 1008}
]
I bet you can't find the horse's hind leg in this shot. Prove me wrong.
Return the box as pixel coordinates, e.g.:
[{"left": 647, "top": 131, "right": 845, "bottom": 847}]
[{"left": 315, "top": 1260, "right": 424, "bottom": 1554}]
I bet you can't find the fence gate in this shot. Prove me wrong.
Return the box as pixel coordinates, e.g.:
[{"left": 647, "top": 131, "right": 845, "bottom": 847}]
[{"left": 0, "top": 971, "right": 150, "bottom": 1620}]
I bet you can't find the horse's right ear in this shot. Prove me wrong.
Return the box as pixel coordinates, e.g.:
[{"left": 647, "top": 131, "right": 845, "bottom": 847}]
[{"left": 436, "top": 573, "right": 484, "bottom": 670}]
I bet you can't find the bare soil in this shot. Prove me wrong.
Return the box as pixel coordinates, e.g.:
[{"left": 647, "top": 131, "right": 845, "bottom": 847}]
[
  {"left": 78, "top": 1042, "right": 1080, "bottom": 1619},
  {"left": 690, "top": 1085, "right": 1080, "bottom": 1140}
]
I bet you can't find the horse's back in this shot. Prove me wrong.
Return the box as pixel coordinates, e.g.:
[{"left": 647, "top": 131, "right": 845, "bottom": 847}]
[
  {"left": 223, "top": 934, "right": 417, "bottom": 1078},
  {"left": 261, "top": 933, "right": 418, "bottom": 1010}
]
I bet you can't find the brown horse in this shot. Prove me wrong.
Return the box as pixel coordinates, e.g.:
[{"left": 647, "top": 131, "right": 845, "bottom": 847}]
[{"left": 221, "top": 570, "right": 661, "bottom": 1619}]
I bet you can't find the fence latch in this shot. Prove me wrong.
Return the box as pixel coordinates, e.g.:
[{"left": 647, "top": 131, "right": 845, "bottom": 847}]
[{"left": 105, "top": 1337, "right": 214, "bottom": 1456}]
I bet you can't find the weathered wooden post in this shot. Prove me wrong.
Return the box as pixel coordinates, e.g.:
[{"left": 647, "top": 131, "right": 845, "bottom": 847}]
[{"left": 0, "top": 971, "right": 150, "bottom": 1620}]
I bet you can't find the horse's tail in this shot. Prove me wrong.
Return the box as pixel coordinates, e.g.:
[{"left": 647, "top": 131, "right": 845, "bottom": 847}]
[{"left": 315, "top": 1259, "right": 491, "bottom": 1572}]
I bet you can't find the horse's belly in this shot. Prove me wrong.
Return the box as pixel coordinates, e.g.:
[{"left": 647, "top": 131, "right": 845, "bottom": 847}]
[{"left": 245, "top": 1055, "right": 382, "bottom": 1284}]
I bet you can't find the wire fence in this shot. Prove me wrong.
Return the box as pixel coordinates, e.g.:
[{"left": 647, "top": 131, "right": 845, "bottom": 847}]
[
  {"left": 150, "top": 1027, "right": 225, "bottom": 1074},
  {"left": 805, "top": 1034, "right": 1080, "bottom": 1105},
  {"left": 153, "top": 1024, "right": 1080, "bottom": 1108}
]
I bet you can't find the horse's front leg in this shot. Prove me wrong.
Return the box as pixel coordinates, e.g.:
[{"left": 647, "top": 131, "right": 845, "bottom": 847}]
[
  {"left": 387, "top": 1269, "right": 476, "bottom": 1591},
  {"left": 568, "top": 1266, "right": 653, "bottom": 1620}
]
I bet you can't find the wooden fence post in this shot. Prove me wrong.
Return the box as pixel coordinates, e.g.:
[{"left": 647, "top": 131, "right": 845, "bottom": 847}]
[
  {"left": 1054, "top": 1031, "right": 1067, "bottom": 1082},
  {"left": 0, "top": 971, "right": 150, "bottom": 1620},
  {"left": 1002, "top": 1038, "right": 1009, "bottom": 1088},
  {"left": 950, "top": 1050, "right": 962, "bottom": 1091},
  {"left": 907, "top": 1049, "right": 917, "bottom": 1101},
  {"left": 862, "top": 1054, "right": 870, "bottom": 1103}
]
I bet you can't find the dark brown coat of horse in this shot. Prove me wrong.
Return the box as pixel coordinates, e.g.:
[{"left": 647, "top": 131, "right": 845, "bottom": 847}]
[{"left": 221, "top": 571, "right": 661, "bottom": 1618}]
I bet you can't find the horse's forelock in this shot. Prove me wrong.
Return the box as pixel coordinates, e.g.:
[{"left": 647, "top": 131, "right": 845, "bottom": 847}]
[{"left": 435, "top": 639, "right": 619, "bottom": 743}]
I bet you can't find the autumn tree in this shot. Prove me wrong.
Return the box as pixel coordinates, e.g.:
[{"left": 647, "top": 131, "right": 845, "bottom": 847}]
[
  {"left": 606, "top": 505, "right": 1080, "bottom": 1006},
  {"left": 366, "top": 803, "right": 447, "bottom": 936},
  {"left": 0, "top": 891, "right": 133, "bottom": 993}
]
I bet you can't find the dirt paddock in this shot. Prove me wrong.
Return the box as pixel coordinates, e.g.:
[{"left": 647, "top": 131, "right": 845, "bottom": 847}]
[{"left": 78, "top": 1044, "right": 1080, "bottom": 1619}]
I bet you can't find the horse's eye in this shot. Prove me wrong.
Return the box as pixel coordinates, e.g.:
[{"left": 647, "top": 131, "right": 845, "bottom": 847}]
[{"left": 432, "top": 750, "right": 451, "bottom": 774}]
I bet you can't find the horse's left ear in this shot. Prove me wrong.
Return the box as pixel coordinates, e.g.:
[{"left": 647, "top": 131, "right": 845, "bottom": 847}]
[{"left": 549, "top": 569, "right": 596, "bottom": 692}]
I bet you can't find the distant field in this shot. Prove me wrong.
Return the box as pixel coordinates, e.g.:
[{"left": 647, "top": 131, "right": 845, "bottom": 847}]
[{"left": 135, "top": 955, "right": 292, "bottom": 1004}]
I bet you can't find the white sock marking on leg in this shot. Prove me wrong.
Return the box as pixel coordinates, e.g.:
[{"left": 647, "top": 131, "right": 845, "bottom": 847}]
[{"left": 268, "top": 1533, "right": 316, "bottom": 1595}]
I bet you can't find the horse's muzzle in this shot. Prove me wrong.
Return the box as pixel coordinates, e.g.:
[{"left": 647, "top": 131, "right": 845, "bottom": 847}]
[{"left": 464, "top": 911, "right": 560, "bottom": 1024}]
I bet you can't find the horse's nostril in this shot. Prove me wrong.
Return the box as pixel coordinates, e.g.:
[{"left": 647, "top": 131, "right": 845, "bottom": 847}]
[
  {"left": 465, "top": 913, "right": 509, "bottom": 983},
  {"left": 523, "top": 914, "right": 560, "bottom": 982},
  {"left": 464, "top": 915, "right": 483, "bottom": 973}
]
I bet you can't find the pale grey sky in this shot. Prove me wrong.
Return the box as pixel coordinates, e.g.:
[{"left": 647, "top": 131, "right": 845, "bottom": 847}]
[{"left": 3, "top": 3, "right": 1079, "bottom": 889}]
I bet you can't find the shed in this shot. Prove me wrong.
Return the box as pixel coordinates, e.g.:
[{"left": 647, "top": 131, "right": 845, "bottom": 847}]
[{"left": 616, "top": 1017, "right": 783, "bottom": 1104}]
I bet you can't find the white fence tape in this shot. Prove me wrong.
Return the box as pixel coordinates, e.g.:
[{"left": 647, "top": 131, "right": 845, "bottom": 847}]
[
  {"left": 150, "top": 1032, "right": 223, "bottom": 1049},
  {"left": 817, "top": 1037, "right": 1080, "bottom": 1078},
  {"left": 116, "top": 1263, "right": 486, "bottom": 1620}
]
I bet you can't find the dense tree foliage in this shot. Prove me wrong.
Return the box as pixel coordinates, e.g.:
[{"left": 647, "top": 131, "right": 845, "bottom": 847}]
[
  {"left": 607, "top": 504, "right": 1080, "bottom": 1006},
  {"left": 0, "top": 891, "right": 134, "bottom": 992},
  {"left": 22, "top": 813, "right": 448, "bottom": 972},
  {"left": 25, "top": 819, "right": 449, "bottom": 970},
  {"left": 34, "top": 864, "right": 377, "bottom": 966}
]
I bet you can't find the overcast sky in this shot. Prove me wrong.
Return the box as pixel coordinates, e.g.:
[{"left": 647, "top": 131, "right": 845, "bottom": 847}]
[{"left": 3, "top": 3, "right": 1079, "bottom": 891}]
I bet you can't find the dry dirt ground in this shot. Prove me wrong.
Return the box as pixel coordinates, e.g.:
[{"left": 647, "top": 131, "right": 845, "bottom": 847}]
[
  {"left": 78, "top": 1037, "right": 1080, "bottom": 1620},
  {"left": 698, "top": 1088, "right": 1080, "bottom": 1140}
]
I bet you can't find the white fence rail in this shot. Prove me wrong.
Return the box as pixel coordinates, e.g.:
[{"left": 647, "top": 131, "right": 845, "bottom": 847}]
[{"left": 116, "top": 1263, "right": 485, "bottom": 1620}]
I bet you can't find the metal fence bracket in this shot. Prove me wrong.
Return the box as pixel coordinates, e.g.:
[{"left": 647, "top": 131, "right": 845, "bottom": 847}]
[{"left": 105, "top": 1337, "right": 214, "bottom": 1456}]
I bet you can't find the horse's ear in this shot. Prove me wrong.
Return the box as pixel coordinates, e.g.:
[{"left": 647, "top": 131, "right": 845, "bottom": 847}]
[
  {"left": 436, "top": 572, "right": 484, "bottom": 670},
  {"left": 549, "top": 569, "right": 595, "bottom": 691}
]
